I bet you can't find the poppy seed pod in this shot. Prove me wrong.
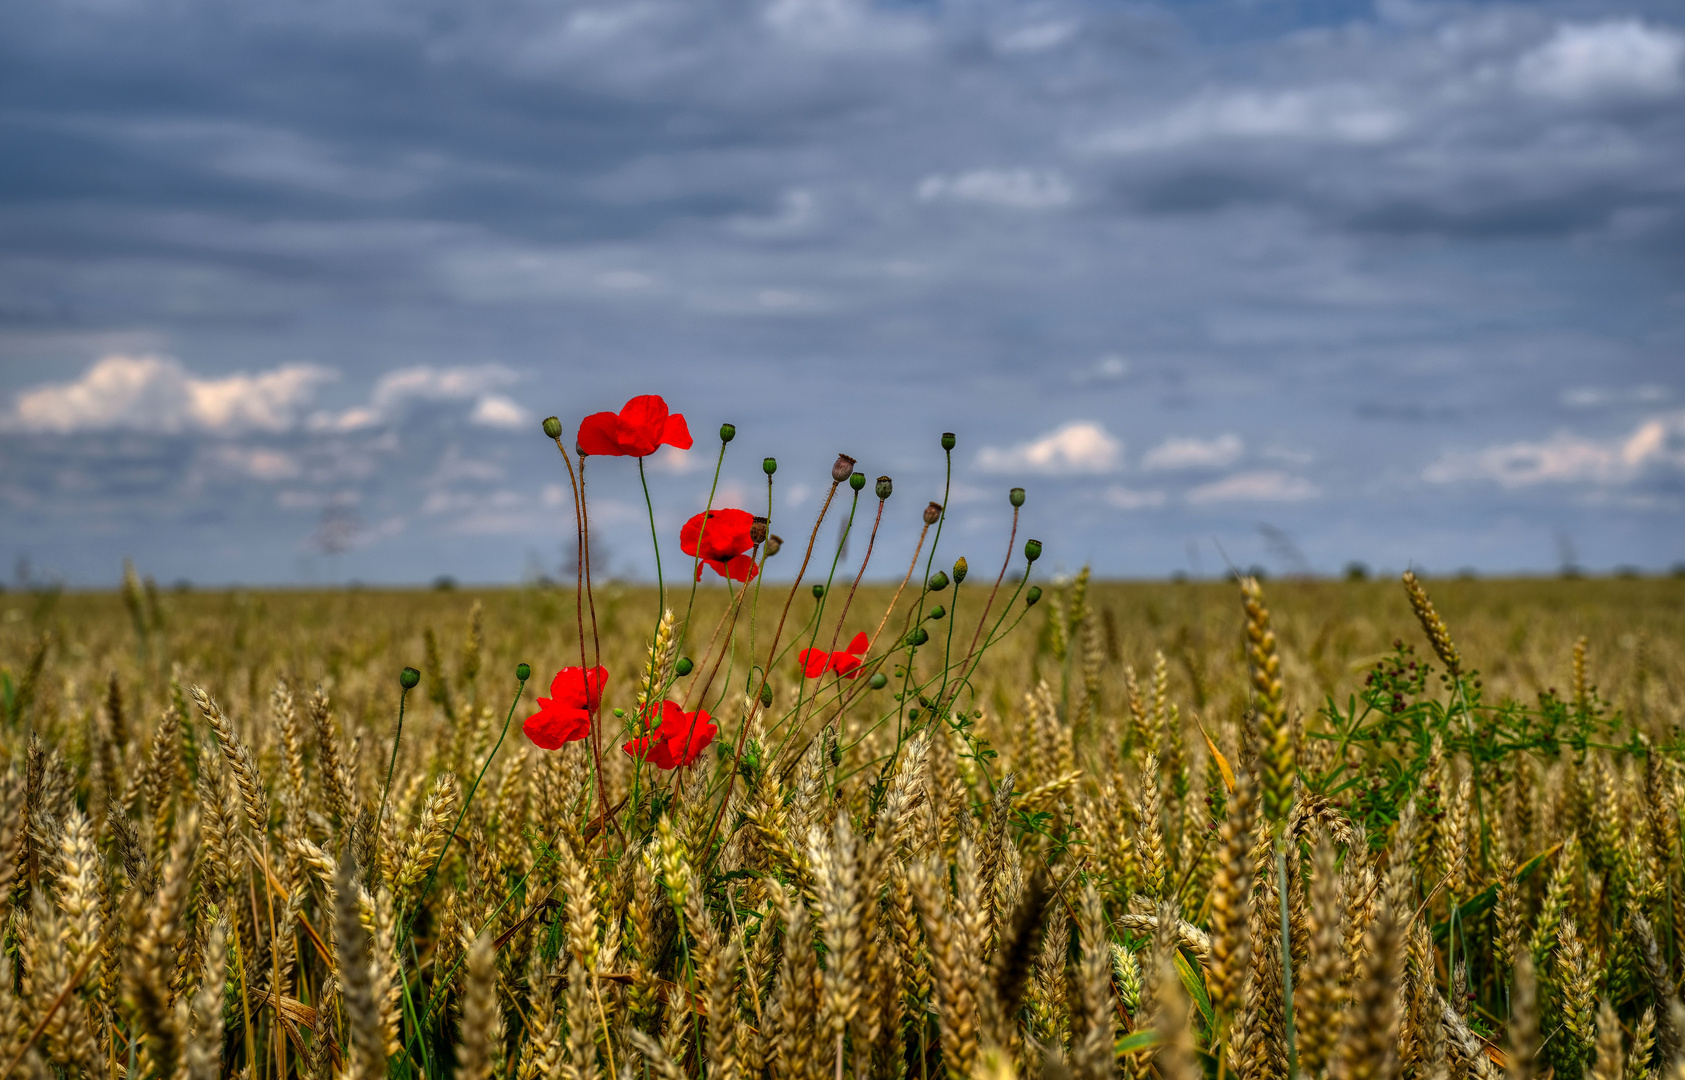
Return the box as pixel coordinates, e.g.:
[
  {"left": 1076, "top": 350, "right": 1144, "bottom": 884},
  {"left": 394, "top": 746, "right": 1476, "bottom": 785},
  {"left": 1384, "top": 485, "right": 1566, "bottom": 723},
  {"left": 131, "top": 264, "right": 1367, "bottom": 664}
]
[
  {"left": 927, "top": 605, "right": 945, "bottom": 620},
  {"left": 869, "top": 672, "right": 888, "bottom": 690},
  {"left": 832, "top": 454, "right": 857, "bottom": 483},
  {"left": 750, "top": 516, "right": 769, "bottom": 545},
  {"left": 542, "top": 416, "right": 563, "bottom": 440},
  {"left": 1026, "top": 586, "right": 1043, "bottom": 607},
  {"left": 812, "top": 584, "right": 825, "bottom": 599},
  {"left": 953, "top": 556, "right": 968, "bottom": 584},
  {"left": 400, "top": 667, "right": 421, "bottom": 690},
  {"left": 764, "top": 534, "right": 783, "bottom": 557},
  {"left": 927, "top": 571, "right": 949, "bottom": 592},
  {"left": 719, "top": 422, "right": 736, "bottom": 443},
  {"left": 516, "top": 663, "right": 531, "bottom": 681},
  {"left": 1010, "top": 487, "right": 1025, "bottom": 508},
  {"left": 941, "top": 432, "right": 956, "bottom": 451},
  {"left": 850, "top": 471, "right": 866, "bottom": 491},
  {"left": 906, "top": 627, "right": 930, "bottom": 647},
  {"left": 675, "top": 657, "right": 694, "bottom": 677},
  {"left": 876, "top": 475, "right": 893, "bottom": 500},
  {"left": 923, "top": 501, "right": 943, "bottom": 526},
  {"left": 763, "top": 457, "right": 777, "bottom": 475},
  {"left": 1024, "top": 538, "right": 1043, "bottom": 562}
]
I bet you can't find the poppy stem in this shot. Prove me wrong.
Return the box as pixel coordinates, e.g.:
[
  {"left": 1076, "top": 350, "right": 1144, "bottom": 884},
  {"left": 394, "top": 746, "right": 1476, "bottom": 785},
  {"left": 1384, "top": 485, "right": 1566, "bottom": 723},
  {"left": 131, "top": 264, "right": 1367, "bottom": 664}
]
[
  {"left": 678, "top": 439, "right": 728, "bottom": 652},
  {"left": 819, "top": 495, "right": 885, "bottom": 743},
  {"left": 637, "top": 456, "right": 666, "bottom": 625},
  {"left": 701, "top": 477, "right": 841, "bottom": 867},
  {"left": 577, "top": 454, "right": 611, "bottom": 824},
  {"left": 789, "top": 486, "right": 859, "bottom": 746},
  {"left": 952, "top": 505, "right": 1018, "bottom": 706},
  {"left": 375, "top": 683, "right": 412, "bottom": 859},
  {"left": 893, "top": 444, "right": 951, "bottom": 762}
]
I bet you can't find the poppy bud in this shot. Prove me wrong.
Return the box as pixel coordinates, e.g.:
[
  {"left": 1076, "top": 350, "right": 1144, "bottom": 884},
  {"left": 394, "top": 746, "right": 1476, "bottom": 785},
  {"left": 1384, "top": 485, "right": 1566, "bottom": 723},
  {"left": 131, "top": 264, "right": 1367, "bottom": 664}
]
[
  {"left": 750, "top": 516, "right": 769, "bottom": 545},
  {"left": 1010, "top": 487, "right": 1025, "bottom": 508},
  {"left": 720, "top": 422, "right": 736, "bottom": 443},
  {"left": 1026, "top": 586, "right": 1043, "bottom": 607},
  {"left": 516, "top": 662, "right": 531, "bottom": 681},
  {"left": 953, "top": 556, "right": 968, "bottom": 584},
  {"left": 876, "top": 475, "right": 893, "bottom": 500},
  {"left": 850, "top": 471, "right": 865, "bottom": 491},
  {"left": 760, "top": 681, "right": 774, "bottom": 708},
  {"left": 1024, "top": 538, "right": 1043, "bottom": 562},
  {"left": 675, "top": 656, "right": 694, "bottom": 677},
  {"left": 906, "top": 627, "right": 930, "bottom": 647},
  {"left": 923, "top": 501, "right": 943, "bottom": 526},
  {"left": 908, "top": 707, "right": 920, "bottom": 720},
  {"left": 927, "top": 605, "right": 945, "bottom": 620},
  {"left": 542, "top": 416, "right": 563, "bottom": 440},
  {"left": 941, "top": 432, "right": 956, "bottom": 451},
  {"left": 832, "top": 454, "right": 857, "bottom": 483},
  {"left": 763, "top": 457, "right": 777, "bottom": 475},
  {"left": 400, "top": 667, "right": 421, "bottom": 690},
  {"left": 869, "top": 672, "right": 888, "bottom": 690},
  {"left": 927, "top": 571, "right": 948, "bottom": 592},
  {"left": 813, "top": 584, "right": 825, "bottom": 599},
  {"left": 765, "top": 534, "right": 783, "bottom": 557}
]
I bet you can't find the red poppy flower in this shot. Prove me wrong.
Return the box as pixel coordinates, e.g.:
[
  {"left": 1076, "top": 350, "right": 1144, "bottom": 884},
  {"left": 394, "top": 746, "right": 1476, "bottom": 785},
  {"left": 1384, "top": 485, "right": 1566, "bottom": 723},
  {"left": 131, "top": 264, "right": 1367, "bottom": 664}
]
[
  {"left": 622, "top": 701, "right": 718, "bottom": 769},
  {"left": 523, "top": 666, "right": 607, "bottom": 750},
  {"left": 680, "top": 509, "right": 760, "bottom": 583},
  {"left": 576, "top": 395, "right": 694, "bottom": 458},
  {"left": 798, "top": 632, "right": 870, "bottom": 679}
]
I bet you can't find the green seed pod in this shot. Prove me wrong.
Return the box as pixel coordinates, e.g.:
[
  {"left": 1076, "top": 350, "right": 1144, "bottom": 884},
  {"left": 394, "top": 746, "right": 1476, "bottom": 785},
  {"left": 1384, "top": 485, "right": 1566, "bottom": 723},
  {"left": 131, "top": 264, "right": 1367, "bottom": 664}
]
[
  {"left": 400, "top": 667, "right": 421, "bottom": 690},
  {"left": 516, "top": 662, "right": 531, "bottom": 681},
  {"left": 760, "top": 681, "right": 774, "bottom": 707},
  {"left": 850, "top": 471, "right": 866, "bottom": 491},
  {"left": 542, "top": 416, "right": 563, "bottom": 440},
  {"left": 763, "top": 457, "right": 778, "bottom": 475},
  {"left": 908, "top": 707, "right": 921, "bottom": 720},
  {"left": 1026, "top": 586, "right": 1043, "bottom": 607},
  {"left": 812, "top": 584, "right": 825, "bottom": 599},
  {"left": 1024, "top": 538, "right": 1043, "bottom": 562},
  {"left": 941, "top": 432, "right": 956, "bottom": 451},
  {"left": 927, "top": 606, "right": 945, "bottom": 621},
  {"left": 906, "top": 627, "right": 930, "bottom": 647},
  {"left": 927, "top": 571, "right": 949, "bottom": 592},
  {"left": 720, "top": 422, "right": 736, "bottom": 443},
  {"left": 1009, "top": 487, "right": 1025, "bottom": 508},
  {"left": 953, "top": 556, "right": 968, "bottom": 584},
  {"left": 869, "top": 672, "right": 888, "bottom": 690},
  {"left": 875, "top": 475, "right": 893, "bottom": 500},
  {"left": 675, "top": 657, "right": 694, "bottom": 677}
]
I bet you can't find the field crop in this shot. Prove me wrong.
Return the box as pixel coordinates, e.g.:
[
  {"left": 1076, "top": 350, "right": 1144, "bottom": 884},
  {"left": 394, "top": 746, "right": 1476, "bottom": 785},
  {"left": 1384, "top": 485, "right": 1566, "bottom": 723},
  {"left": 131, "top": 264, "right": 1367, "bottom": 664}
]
[{"left": 2, "top": 414, "right": 1683, "bottom": 1080}]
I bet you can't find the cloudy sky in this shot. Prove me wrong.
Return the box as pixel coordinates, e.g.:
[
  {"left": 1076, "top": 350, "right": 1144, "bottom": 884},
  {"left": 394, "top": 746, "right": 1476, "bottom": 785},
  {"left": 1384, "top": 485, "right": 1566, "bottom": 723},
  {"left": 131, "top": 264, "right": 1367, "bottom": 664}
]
[{"left": 2, "top": 0, "right": 1682, "bottom": 586}]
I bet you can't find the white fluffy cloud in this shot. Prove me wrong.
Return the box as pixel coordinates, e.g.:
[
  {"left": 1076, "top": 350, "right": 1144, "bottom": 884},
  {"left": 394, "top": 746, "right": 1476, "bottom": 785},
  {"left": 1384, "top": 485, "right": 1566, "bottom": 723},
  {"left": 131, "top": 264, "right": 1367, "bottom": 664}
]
[
  {"left": 1103, "top": 486, "right": 1167, "bottom": 509},
  {"left": 1186, "top": 470, "right": 1320, "bottom": 503},
  {"left": 8, "top": 354, "right": 333, "bottom": 435},
  {"left": 313, "top": 365, "right": 521, "bottom": 432},
  {"left": 1142, "top": 434, "right": 1244, "bottom": 471},
  {"left": 918, "top": 169, "right": 1073, "bottom": 209},
  {"left": 1516, "top": 20, "right": 1685, "bottom": 101},
  {"left": 1424, "top": 412, "right": 1685, "bottom": 487},
  {"left": 976, "top": 421, "right": 1122, "bottom": 473}
]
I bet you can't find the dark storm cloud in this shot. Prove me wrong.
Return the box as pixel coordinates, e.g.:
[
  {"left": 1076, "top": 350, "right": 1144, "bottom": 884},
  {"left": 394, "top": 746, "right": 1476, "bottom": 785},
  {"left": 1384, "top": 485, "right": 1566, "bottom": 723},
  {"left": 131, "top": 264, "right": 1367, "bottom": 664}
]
[{"left": 2, "top": 0, "right": 1683, "bottom": 585}]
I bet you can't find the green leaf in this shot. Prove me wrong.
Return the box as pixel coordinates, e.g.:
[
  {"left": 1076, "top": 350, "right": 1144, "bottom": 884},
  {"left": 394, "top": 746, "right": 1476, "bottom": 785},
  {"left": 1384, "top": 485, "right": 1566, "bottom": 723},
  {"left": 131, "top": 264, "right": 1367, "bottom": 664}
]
[
  {"left": 1116, "top": 1028, "right": 1159, "bottom": 1054},
  {"left": 1174, "top": 948, "right": 1214, "bottom": 1030}
]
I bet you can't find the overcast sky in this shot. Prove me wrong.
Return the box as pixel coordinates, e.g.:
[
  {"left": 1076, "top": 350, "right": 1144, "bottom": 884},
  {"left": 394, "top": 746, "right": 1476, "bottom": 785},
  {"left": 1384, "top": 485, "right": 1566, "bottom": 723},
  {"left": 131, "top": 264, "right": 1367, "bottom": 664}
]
[{"left": 2, "top": 0, "right": 1682, "bottom": 587}]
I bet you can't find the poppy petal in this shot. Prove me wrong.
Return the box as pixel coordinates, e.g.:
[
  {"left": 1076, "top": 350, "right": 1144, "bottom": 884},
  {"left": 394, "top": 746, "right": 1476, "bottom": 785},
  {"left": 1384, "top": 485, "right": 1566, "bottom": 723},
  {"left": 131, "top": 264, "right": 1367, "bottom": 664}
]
[
  {"left": 847, "top": 632, "right": 870, "bottom": 656},
  {"left": 576, "top": 411, "right": 627, "bottom": 456},
  {"left": 832, "top": 653, "right": 863, "bottom": 678},
  {"left": 618, "top": 395, "right": 670, "bottom": 457},
  {"left": 724, "top": 553, "right": 759, "bottom": 582},
  {"left": 524, "top": 707, "right": 590, "bottom": 750},
  {"left": 798, "top": 649, "right": 829, "bottom": 678},
  {"left": 660, "top": 412, "right": 694, "bottom": 451}
]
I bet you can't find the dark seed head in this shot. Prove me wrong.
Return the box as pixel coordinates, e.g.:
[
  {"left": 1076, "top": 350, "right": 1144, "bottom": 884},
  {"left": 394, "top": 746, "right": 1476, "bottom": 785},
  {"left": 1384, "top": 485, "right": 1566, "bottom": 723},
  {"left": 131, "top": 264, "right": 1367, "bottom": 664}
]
[
  {"left": 763, "top": 457, "right": 778, "bottom": 475},
  {"left": 542, "top": 416, "right": 563, "bottom": 440},
  {"left": 750, "top": 516, "right": 769, "bottom": 545},
  {"left": 764, "top": 534, "right": 783, "bottom": 557},
  {"left": 400, "top": 667, "right": 421, "bottom": 690},
  {"left": 876, "top": 475, "right": 893, "bottom": 500},
  {"left": 923, "top": 501, "right": 943, "bottom": 526},
  {"left": 1009, "top": 487, "right": 1025, "bottom": 508},
  {"left": 832, "top": 454, "right": 857, "bottom": 483},
  {"left": 516, "top": 663, "right": 531, "bottom": 682},
  {"left": 719, "top": 422, "right": 736, "bottom": 443},
  {"left": 941, "top": 432, "right": 956, "bottom": 451},
  {"left": 813, "top": 583, "right": 826, "bottom": 599}
]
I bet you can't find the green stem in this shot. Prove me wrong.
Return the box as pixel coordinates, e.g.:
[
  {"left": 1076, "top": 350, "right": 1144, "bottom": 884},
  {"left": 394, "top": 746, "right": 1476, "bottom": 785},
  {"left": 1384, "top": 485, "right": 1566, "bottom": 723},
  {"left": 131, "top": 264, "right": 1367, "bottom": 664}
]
[
  {"left": 1278, "top": 843, "right": 1298, "bottom": 1080},
  {"left": 375, "top": 685, "right": 411, "bottom": 849},
  {"left": 638, "top": 456, "right": 666, "bottom": 620}
]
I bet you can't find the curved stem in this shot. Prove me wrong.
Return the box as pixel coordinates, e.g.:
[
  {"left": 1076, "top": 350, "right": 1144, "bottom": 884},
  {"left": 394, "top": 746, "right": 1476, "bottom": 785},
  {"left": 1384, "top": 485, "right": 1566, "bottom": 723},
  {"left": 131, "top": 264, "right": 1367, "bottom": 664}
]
[
  {"left": 678, "top": 441, "right": 728, "bottom": 650},
  {"left": 577, "top": 455, "right": 609, "bottom": 820},
  {"left": 376, "top": 685, "right": 411, "bottom": 849},
  {"left": 638, "top": 456, "right": 666, "bottom": 621}
]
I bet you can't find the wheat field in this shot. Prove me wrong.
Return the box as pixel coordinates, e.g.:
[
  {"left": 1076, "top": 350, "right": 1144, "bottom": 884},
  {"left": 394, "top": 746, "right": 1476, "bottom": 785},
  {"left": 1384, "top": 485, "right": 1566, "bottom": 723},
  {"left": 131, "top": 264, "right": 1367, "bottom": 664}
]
[{"left": 1, "top": 568, "right": 1683, "bottom": 1080}]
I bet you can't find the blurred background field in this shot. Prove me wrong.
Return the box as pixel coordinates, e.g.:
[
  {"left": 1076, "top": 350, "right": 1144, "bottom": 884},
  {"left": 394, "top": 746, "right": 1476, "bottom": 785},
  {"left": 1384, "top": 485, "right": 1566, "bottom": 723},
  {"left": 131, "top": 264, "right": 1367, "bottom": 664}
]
[{"left": 7, "top": 574, "right": 1680, "bottom": 743}]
